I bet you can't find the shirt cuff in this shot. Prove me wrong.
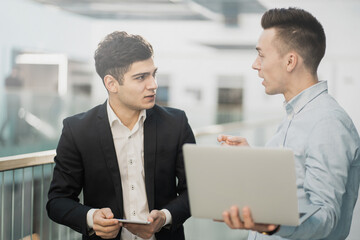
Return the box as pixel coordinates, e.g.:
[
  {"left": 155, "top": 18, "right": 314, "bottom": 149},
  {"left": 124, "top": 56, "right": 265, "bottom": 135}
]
[
  {"left": 86, "top": 208, "right": 97, "bottom": 229},
  {"left": 161, "top": 209, "right": 172, "bottom": 226}
]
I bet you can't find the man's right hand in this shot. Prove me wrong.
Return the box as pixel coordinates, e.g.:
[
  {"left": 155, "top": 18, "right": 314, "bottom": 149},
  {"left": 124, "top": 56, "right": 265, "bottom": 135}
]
[
  {"left": 217, "top": 134, "right": 250, "bottom": 146},
  {"left": 93, "top": 208, "right": 122, "bottom": 239},
  {"left": 222, "top": 206, "right": 279, "bottom": 234}
]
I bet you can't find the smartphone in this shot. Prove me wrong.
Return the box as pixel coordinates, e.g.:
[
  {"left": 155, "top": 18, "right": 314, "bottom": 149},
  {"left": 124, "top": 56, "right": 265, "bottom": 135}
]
[{"left": 117, "top": 219, "right": 151, "bottom": 225}]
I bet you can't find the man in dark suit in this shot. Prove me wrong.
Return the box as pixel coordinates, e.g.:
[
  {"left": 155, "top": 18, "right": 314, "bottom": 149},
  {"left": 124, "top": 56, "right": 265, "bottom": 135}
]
[{"left": 47, "top": 31, "right": 195, "bottom": 240}]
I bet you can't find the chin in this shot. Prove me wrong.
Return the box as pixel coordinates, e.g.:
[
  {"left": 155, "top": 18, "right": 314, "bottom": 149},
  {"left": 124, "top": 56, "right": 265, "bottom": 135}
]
[
  {"left": 144, "top": 102, "right": 156, "bottom": 109},
  {"left": 265, "top": 88, "right": 274, "bottom": 95}
]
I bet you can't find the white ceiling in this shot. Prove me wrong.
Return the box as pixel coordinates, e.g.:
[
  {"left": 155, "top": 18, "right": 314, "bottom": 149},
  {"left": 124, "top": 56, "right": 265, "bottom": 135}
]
[{"left": 31, "top": 0, "right": 266, "bottom": 22}]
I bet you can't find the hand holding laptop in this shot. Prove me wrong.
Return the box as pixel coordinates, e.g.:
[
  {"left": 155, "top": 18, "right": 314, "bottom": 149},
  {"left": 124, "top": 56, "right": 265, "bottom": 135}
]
[
  {"left": 217, "top": 135, "right": 280, "bottom": 235},
  {"left": 222, "top": 206, "right": 280, "bottom": 235}
]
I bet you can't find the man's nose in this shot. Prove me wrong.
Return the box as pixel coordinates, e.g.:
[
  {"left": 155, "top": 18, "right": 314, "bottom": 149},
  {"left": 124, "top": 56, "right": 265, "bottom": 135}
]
[
  {"left": 252, "top": 57, "right": 260, "bottom": 70},
  {"left": 147, "top": 76, "right": 158, "bottom": 90}
]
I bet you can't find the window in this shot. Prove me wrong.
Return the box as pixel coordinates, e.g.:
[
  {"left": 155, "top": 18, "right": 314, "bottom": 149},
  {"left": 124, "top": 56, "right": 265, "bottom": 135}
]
[
  {"left": 216, "top": 75, "right": 243, "bottom": 124},
  {"left": 156, "top": 74, "right": 170, "bottom": 106}
]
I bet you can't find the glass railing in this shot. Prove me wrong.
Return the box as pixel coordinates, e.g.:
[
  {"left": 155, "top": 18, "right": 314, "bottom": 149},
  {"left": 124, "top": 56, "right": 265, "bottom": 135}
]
[
  {"left": 2, "top": 117, "right": 360, "bottom": 239},
  {"left": 3, "top": 117, "right": 360, "bottom": 240},
  {"left": 0, "top": 90, "right": 93, "bottom": 158},
  {"left": 0, "top": 118, "right": 281, "bottom": 240}
]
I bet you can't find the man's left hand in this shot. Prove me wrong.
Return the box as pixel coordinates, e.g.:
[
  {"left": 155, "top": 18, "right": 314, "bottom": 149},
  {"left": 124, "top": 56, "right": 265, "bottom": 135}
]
[{"left": 123, "top": 210, "right": 166, "bottom": 239}]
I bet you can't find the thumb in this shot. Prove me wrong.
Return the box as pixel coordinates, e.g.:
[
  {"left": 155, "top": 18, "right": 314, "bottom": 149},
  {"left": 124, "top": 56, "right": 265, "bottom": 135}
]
[
  {"left": 147, "top": 210, "right": 159, "bottom": 222},
  {"left": 102, "top": 208, "right": 114, "bottom": 219},
  {"left": 217, "top": 135, "right": 224, "bottom": 142}
]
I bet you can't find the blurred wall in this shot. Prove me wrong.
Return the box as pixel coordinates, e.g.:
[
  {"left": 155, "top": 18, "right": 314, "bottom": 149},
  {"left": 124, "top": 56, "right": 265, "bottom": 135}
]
[
  {"left": 0, "top": 0, "right": 94, "bottom": 124},
  {"left": 1, "top": 0, "right": 359, "bottom": 131}
]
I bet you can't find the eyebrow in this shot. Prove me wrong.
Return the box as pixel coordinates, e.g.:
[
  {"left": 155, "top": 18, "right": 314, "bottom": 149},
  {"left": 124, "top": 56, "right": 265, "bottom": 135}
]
[{"left": 131, "top": 67, "right": 158, "bottom": 78}]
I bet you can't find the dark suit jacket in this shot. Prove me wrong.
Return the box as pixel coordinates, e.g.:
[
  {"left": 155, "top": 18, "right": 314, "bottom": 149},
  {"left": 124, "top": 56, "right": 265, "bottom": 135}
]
[{"left": 46, "top": 102, "right": 196, "bottom": 240}]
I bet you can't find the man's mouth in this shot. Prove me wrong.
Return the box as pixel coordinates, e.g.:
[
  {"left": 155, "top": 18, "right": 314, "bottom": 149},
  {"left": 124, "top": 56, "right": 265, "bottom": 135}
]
[{"left": 145, "top": 94, "right": 156, "bottom": 99}]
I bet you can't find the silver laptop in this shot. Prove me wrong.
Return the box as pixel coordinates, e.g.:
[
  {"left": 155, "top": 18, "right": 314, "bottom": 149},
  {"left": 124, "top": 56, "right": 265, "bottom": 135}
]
[{"left": 183, "top": 144, "right": 319, "bottom": 226}]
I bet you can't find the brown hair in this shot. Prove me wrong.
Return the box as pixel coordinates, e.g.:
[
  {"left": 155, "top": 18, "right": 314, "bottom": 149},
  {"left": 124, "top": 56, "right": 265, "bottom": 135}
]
[
  {"left": 94, "top": 31, "right": 153, "bottom": 84},
  {"left": 261, "top": 8, "right": 326, "bottom": 74}
]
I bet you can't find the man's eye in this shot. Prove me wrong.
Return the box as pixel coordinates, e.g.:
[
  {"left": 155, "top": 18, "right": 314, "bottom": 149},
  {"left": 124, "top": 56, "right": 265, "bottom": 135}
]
[{"left": 136, "top": 75, "right": 145, "bottom": 80}]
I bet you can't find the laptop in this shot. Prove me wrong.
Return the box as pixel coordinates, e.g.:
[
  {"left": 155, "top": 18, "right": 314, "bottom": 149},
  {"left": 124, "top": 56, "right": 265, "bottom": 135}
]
[{"left": 182, "top": 144, "right": 319, "bottom": 226}]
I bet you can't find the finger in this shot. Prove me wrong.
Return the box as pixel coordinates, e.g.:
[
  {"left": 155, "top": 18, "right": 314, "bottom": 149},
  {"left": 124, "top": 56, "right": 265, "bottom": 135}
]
[
  {"left": 242, "top": 207, "right": 255, "bottom": 229},
  {"left": 257, "top": 223, "right": 278, "bottom": 233},
  {"left": 147, "top": 210, "right": 159, "bottom": 222},
  {"left": 148, "top": 210, "right": 166, "bottom": 225},
  {"left": 95, "top": 209, "right": 118, "bottom": 226},
  {"left": 266, "top": 224, "right": 279, "bottom": 232},
  {"left": 148, "top": 210, "right": 166, "bottom": 234},
  {"left": 235, "top": 137, "right": 249, "bottom": 146},
  {"left": 226, "top": 136, "right": 243, "bottom": 144},
  {"left": 222, "top": 210, "right": 235, "bottom": 228},
  {"left": 96, "top": 218, "right": 119, "bottom": 226},
  {"left": 217, "top": 134, "right": 227, "bottom": 142},
  {"left": 94, "top": 226, "right": 119, "bottom": 234},
  {"left": 229, "top": 206, "right": 243, "bottom": 228},
  {"left": 95, "top": 228, "right": 120, "bottom": 239},
  {"left": 94, "top": 220, "right": 120, "bottom": 230},
  {"left": 94, "top": 223, "right": 121, "bottom": 238},
  {"left": 94, "top": 216, "right": 119, "bottom": 227},
  {"left": 102, "top": 208, "right": 115, "bottom": 219},
  {"left": 242, "top": 207, "right": 278, "bottom": 232}
]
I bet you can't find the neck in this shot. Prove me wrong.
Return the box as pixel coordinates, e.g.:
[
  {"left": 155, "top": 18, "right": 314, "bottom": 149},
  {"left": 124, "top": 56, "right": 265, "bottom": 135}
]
[
  {"left": 109, "top": 98, "right": 141, "bottom": 130},
  {"left": 284, "top": 71, "right": 318, "bottom": 102}
]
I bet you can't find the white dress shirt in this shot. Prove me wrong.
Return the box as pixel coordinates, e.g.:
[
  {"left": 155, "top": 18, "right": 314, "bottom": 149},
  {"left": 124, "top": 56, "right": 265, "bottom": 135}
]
[
  {"left": 86, "top": 101, "right": 171, "bottom": 240},
  {"left": 108, "top": 102, "right": 150, "bottom": 240}
]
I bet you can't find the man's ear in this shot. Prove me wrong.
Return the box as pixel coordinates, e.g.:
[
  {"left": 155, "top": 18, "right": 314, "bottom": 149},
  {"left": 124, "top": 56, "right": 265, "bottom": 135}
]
[
  {"left": 104, "top": 75, "right": 118, "bottom": 93},
  {"left": 286, "top": 52, "right": 298, "bottom": 72}
]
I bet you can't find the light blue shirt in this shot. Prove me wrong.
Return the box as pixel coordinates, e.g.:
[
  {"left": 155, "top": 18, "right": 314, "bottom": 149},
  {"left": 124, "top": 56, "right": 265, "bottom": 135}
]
[{"left": 249, "top": 81, "right": 360, "bottom": 240}]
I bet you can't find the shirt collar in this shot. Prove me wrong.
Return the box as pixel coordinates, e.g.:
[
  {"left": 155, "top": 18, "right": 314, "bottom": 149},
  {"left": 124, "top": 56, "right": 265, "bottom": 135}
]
[
  {"left": 284, "top": 81, "right": 328, "bottom": 115},
  {"left": 107, "top": 100, "right": 146, "bottom": 127}
]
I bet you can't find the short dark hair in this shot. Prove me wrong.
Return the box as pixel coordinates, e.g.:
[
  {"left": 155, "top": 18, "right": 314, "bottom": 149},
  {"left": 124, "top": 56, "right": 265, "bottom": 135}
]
[
  {"left": 94, "top": 31, "right": 153, "bottom": 84},
  {"left": 261, "top": 8, "right": 326, "bottom": 74}
]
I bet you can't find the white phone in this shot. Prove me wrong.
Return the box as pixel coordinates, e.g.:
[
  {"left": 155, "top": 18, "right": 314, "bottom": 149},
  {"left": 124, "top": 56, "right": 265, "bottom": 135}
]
[{"left": 117, "top": 219, "right": 151, "bottom": 225}]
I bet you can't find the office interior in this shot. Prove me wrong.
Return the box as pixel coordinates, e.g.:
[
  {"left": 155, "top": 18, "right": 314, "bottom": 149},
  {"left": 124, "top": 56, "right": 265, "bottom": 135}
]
[{"left": 0, "top": 0, "right": 359, "bottom": 239}]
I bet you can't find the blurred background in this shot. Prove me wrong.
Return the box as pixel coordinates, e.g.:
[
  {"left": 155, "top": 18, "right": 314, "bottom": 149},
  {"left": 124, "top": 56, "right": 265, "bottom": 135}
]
[{"left": 0, "top": 0, "right": 359, "bottom": 239}]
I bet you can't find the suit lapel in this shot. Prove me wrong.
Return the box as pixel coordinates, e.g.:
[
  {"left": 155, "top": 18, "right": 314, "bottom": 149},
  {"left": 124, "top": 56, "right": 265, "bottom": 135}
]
[
  {"left": 144, "top": 108, "right": 156, "bottom": 211},
  {"left": 96, "top": 101, "right": 124, "bottom": 215}
]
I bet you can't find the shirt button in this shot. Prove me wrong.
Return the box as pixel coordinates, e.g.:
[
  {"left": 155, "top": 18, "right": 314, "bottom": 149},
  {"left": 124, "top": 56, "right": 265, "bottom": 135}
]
[
  {"left": 128, "top": 135, "right": 132, "bottom": 139},
  {"left": 131, "top": 185, "right": 135, "bottom": 190},
  {"left": 132, "top": 210, "right": 136, "bottom": 216},
  {"left": 129, "top": 159, "right": 133, "bottom": 165},
  {"left": 134, "top": 237, "right": 138, "bottom": 240}
]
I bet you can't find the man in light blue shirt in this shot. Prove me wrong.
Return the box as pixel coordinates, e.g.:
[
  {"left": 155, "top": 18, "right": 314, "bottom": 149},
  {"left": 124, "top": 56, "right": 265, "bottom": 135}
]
[{"left": 218, "top": 7, "right": 360, "bottom": 239}]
